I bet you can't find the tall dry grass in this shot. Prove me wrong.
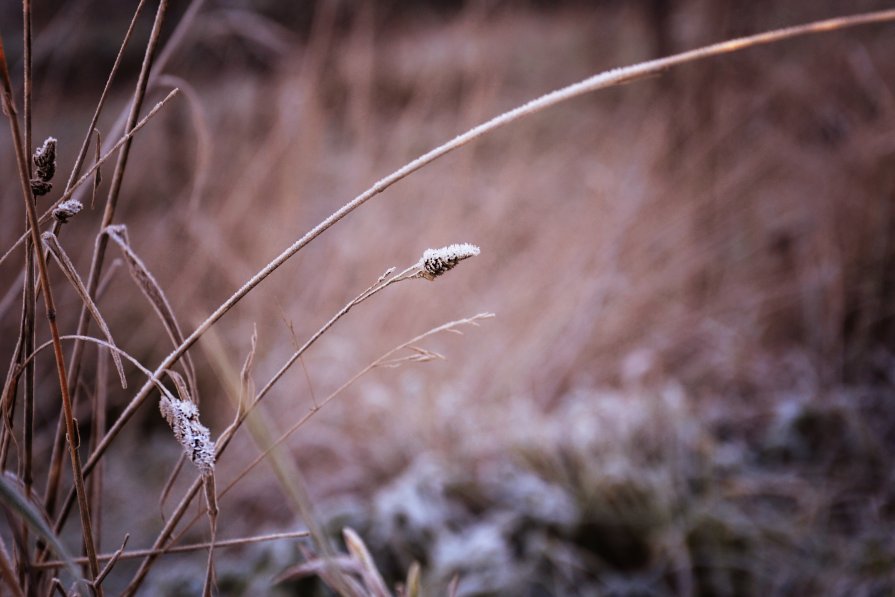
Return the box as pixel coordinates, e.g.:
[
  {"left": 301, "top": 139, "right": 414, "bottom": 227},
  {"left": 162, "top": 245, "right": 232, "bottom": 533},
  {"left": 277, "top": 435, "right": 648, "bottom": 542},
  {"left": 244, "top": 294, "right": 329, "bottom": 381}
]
[{"left": 1, "top": 1, "right": 895, "bottom": 595}]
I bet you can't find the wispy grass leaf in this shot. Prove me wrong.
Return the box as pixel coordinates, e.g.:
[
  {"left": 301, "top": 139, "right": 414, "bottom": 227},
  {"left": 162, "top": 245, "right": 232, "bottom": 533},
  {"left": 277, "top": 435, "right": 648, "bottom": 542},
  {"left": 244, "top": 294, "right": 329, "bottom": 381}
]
[
  {"left": 105, "top": 225, "right": 198, "bottom": 398},
  {"left": 41, "top": 231, "right": 126, "bottom": 388},
  {"left": 239, "top": 325, "right": 258, "bottom": 415}
]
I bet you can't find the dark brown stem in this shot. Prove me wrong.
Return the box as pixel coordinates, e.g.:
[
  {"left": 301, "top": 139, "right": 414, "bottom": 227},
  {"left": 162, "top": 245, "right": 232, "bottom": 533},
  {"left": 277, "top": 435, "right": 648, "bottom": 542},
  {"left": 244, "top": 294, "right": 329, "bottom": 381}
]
[{"left": 0, "top": 34, "right": 102, "bottom": 593}]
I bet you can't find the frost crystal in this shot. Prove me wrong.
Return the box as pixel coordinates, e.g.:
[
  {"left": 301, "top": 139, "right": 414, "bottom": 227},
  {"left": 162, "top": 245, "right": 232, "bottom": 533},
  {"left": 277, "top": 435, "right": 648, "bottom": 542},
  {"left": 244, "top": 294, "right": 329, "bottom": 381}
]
[
  {"left": 419, "top": 243, "right": 480, "bottom": 280},
  {"left": 159, "top": 395, "right": 215, "bottom": 475}
]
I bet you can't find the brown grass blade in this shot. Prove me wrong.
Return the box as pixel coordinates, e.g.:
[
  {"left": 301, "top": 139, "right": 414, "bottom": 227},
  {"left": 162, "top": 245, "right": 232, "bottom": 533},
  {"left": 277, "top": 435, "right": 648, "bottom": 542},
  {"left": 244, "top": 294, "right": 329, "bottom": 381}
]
[
  {"left": 40, "top": 232, "right": 126, "bottom": 388},
  {"left": 202, "top": 474, "right": 218, "bottom": 597},
  {"left": 105, "top": 225, "right": 198, "bottom": 398},
  {"left": 93, "top": 535, "right": 128, "bottom": 588},
  {"left": 36, "top": 530, "right": 309, "bottom": 569},
  {"left": 63, "top": 0, "right": 148, "bottom": 193},
  {"left": 239, "top": 325, "right": 258, "bottom": 416}
]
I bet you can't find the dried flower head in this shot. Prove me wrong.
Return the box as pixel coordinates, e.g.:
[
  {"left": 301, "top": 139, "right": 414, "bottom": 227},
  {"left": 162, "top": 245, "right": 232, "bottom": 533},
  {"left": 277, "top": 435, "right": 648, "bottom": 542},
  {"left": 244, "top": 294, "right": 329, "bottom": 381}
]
[
  {"left": 30, "top": 137, "right": 57, "bottom": 196},
  {"left": 30, "top": 179, "right": 52, "bottom": 196},
  {"left": 52, "top": 199, "right": 83, "bottom": 224},
  {"left": 32, "top": 137, "right": 57, "bottom": 182},
  {"left": 418, "top": 243, "right": 480, "bottom": 280},
  {"left": 159, "top": 395, "right": 215, "bottom": 476}
]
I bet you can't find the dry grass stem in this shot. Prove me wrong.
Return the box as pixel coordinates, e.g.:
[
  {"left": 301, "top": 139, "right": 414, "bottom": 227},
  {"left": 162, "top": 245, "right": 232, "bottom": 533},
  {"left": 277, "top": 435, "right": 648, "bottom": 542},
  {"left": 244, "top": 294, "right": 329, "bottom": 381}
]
[
  {"left": 40, "top": 232, "right": 127, "bottom": 388},
  {"left": 56, "top": 13, "right": 895, "bottom": 526},
  {"left": 4, "top": 5, "right": 895, "bottom": 594},
  {"left": 36, "top": 531, "right": 310, "bottom": 570}
]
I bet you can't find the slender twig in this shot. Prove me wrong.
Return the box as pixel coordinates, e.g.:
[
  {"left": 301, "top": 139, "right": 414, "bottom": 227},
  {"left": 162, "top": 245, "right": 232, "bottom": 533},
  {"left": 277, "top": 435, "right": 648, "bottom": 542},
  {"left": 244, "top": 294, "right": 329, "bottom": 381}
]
[
  {"left": 92, "top": 535, "right": 128, "bottom": 588},
  {"left": 56, "top": 2, "right": 895, "bottom": 542},
  {"left": 19, "top": 3, "right": 35, "bottom": 590},
  {"left": 66, "top": 0, "right": 148, "bottom": 192},
  {"left": 35, "top": 531, "right": 310, "bottom": 570},
  {"left": 22, "top": 1, "right": 31, "bottom": 159},
  {"left": 0, "top": 33, "right": 101, "bottom": 591}
]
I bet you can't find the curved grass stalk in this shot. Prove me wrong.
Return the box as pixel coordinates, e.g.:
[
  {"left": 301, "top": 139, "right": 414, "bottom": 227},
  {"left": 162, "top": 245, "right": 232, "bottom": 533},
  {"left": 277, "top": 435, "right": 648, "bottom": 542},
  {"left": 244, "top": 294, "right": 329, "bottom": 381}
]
[{"left": 54, "top": 0, "right": 895, "bottom": 553}]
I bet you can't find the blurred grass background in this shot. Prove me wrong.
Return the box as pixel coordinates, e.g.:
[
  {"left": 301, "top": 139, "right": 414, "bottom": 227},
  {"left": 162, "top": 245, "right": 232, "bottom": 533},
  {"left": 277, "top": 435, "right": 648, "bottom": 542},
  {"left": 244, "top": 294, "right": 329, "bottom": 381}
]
[{"left": 2, "top": 0, "right": 895, "bottom": 594}]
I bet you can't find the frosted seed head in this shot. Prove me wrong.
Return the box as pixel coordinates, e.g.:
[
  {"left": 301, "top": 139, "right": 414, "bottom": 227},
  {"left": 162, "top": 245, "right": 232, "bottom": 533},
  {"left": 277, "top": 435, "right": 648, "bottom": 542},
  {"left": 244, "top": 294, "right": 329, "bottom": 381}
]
[
  {"left": 419, "top": 243, "right": 480, "bottom": 281},
  {"left": 53, "top": 199, "right": 83, "bottom": 223},
  {"left": 159, "top": 395, "right": 215, "bottom": 476},
  {"left": 32, "top": 137, "right": 57, "bottom": 182}
]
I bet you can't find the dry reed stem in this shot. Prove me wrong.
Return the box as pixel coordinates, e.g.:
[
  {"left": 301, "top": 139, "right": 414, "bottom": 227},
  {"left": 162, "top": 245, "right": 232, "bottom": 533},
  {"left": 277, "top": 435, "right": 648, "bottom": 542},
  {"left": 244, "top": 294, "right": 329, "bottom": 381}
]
[
  {"left": 0, "top": 33, "right": 101, "bottom": 592},
  {"left": 38, "top": 89, "right": 179, "bottom": 517},
  {"left": 74, "top": 10, "right": 895, "bottom": 506},
  {"left": 42, "top": 6, "right": 895, "bottom": 584},
  {"left": 35, "top": 531, "right": 310, "bottom": 570},
  {"left": 64, "top": 0, "right": 148, "bottom": 192},
  {"left": 18, "top": 6, "right": 36, "bottom": 587},
  {"left": 88, "top": 350, "right": 109, "bottom": 555},
  {"left": 40, "top": 1, "right": 156, "bottom": 532},
  {"left": 46, "top": 9, "right": 895, "bottom": 544},
  {"left": 105, "top": 225, "right": 198, "bottom": 398},
  {"left": 157, "top": 74, "right": 212, "bottom": 211},
  {"left": 92, "top": 535, "right": 128, "bottom": 588}
]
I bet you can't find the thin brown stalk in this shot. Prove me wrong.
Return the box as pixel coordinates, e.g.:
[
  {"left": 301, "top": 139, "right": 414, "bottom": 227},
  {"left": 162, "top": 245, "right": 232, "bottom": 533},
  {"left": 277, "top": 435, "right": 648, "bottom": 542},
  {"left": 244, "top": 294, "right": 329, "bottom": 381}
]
[
  {"left": 157, "top": 75, "right": 211, "bottom": 211},
  {"left": 19, "top": 5, "right": 36, "bottom": 588},
  {"left": 63, "top": 0, "right": 148, "bottom": 192},
  {"left": 22, "top": 0, "right": 31, "bottom": 159},
  {"left": 88, "top": 351, "right": 109, "bottom": 554},
  {"left": 201, "top": 475, "right": 217, "bottom": 597},
  {"left": 35, "top": 531, "right": 310, "bottom": 570},
  {"left": 105, "top": 225, "right": 197, "bottom": 397},
  {"left": 41, "top": 232, "right": 126, "bottom": 388},
  {"left": 55, "top": 3, "right": 895, "bottom": 538},
  {"left": 35, "top": 0, "right": 146, "bottom": 535},
  {"left": 0, "top": 33, "right": 101, "bottom": 591},
  {"left": 39, "top": 88, "right": 177, "bottom": 516},
  {"left": 92, "top": 536, "right": 128, "bottom": 588}
]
